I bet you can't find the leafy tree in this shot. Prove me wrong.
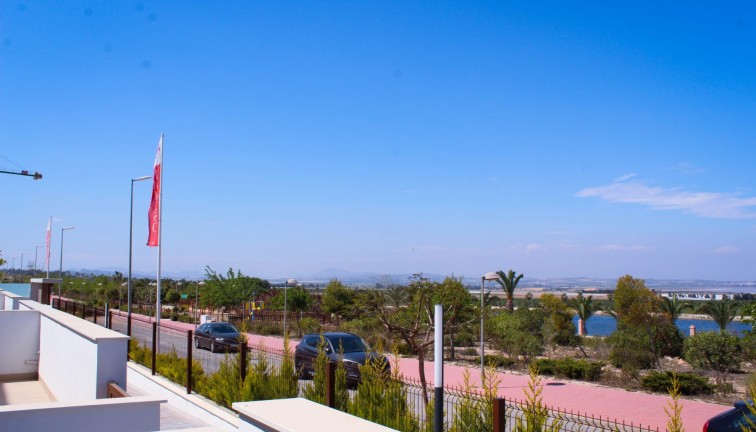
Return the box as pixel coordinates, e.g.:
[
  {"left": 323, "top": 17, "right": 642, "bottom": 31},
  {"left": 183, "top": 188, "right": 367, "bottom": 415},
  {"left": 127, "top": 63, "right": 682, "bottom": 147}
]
[
  {"left": 659, "top": 294, "right": 685, "bottom": 324},
  {"left": 571, "top": 293, "right": 600, "bottom": 335},
  {"left": 355, "top": 274, "right": 462, "bottom": 405},
  {"left": 610, "top": 275, "right": 682, "bottom": 370},
  {"left": 269, "top": 286, "right": 313, "bottom": 336},
  {"left": 697, "top": 300, "right": 739, "bottom": 331},
  {"left": 489, "top": 308, "right": 544, "bottom": 361},
  {"left": 434, "top": 275, "right": 477, "bottom": 360},
  {"left": 495, "top": 269, "right": 523, "bottom": 312},
  {"left": 203, "top": 267, "right": 271, "bottom": 310},
  {"left": 321, "top": 279, "right": 355, "bottom": 318},
  {"left": 539, "top": 294, "right": 577, "bottom": 347}
]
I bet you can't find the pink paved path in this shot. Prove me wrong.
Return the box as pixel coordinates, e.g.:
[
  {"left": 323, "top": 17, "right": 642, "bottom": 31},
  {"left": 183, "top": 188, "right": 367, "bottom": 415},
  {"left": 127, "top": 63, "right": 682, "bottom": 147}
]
[{"left": 118, "top": 311, "right": 730, "bottom": 431}]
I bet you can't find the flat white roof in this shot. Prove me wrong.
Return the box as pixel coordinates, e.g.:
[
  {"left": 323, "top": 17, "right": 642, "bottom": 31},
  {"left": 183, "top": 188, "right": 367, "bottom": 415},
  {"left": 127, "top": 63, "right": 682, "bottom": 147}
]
[{"left": 234, "top": 398, "right": 398, "bottom": 432}]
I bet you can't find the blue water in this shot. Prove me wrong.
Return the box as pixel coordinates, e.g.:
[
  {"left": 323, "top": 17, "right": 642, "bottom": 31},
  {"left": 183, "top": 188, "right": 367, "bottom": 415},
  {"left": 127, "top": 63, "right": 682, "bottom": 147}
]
[
  {"left": 573, "top": 314, "right": 752, "bottom": 337},
  {"left": 0, "top": 283, "right": 31, "bottom": 297}
]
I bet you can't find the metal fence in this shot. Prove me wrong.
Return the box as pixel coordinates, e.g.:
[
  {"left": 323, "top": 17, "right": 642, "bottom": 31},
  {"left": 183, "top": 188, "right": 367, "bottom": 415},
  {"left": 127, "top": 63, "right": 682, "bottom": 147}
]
[{"left": 52, "top": 298, "right": 660, "bottom": 432}]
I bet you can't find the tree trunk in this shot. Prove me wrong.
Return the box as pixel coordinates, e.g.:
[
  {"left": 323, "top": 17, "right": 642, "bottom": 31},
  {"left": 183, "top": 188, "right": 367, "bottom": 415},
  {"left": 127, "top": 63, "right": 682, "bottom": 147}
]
[
  {"left": 417, "top": 346, "right": 429, "bottom": 405},
  {"left": 506, "top": 296, "right": 514, "bottom": 312},
  {"left": 449, "top": 328, "right": 455, "bottom": 360}
]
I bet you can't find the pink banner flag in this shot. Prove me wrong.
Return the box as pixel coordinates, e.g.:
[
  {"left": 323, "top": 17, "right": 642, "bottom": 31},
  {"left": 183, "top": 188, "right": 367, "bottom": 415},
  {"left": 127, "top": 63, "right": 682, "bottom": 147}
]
[{"left": 147, "top": 135, "right": 163, "bottom": 247}]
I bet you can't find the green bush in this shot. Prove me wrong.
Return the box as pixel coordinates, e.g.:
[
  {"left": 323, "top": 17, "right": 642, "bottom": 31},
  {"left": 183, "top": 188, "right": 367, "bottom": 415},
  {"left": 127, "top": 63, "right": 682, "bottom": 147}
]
[
  {"left": 607, "top": 328, "right": 654, "bottom": 370},
  {"left": 297, "top": 317, "right": 321, "bottom": 335},
  {"left": 483, "top": 354, "right": 517, "bottom": 368},
  {"left": 248, "top": 321, "right": 283, "bottom": 336},
  {"left": 683, "top": 331, "right": 743, "bottom": 373},
  {"left": 640, "top": 371, "right": 714, "bottom": 395},
  {"left": 459, "top": 347, "right": 478, "bottom": 356},
  {"left": 535, "top": 358, "right": 603, "bottom": 382}
]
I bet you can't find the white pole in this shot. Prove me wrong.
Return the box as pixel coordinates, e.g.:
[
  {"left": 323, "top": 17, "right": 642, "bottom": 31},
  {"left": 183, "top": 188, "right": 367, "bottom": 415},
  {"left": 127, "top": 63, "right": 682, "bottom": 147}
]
[
  {"left": 434, "top": 304, "right": 443, "bottom": 432},
  {"left": 156, "top": 134, "right": 164, "bottom": 326}
]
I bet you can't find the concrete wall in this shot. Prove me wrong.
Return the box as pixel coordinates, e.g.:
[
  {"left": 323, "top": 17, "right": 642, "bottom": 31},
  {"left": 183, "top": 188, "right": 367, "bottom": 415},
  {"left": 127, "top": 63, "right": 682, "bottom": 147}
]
[
  {"left": 0, "top": 290, "right": 28, "bottom": 311},
  {"left": 0, "top": 396, "right": 163, "bottom": 432},
  {"left": 0, "top": 310, "right": 40, "bottom": 378},
  {"left": 23, "top": 300, "right": 129, "bottom": 401}
]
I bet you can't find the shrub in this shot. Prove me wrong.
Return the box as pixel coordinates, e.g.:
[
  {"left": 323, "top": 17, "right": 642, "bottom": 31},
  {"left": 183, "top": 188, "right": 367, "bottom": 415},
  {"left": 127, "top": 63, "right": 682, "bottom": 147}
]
[
  {"left": 489, "top": 309, "right": 544, "bottom": 361},
  {"left": 535, "top": 358, "right": 603, "bottom": 382},
  {"left": 483, "top": 354, "right": 517, "bottom": 369},
  {"left": 298, "top": 317, "right": 321, "bottom": 335},
  {"left": 607, "top": 328, "right": 654, "bottom": 370},
  {"left": 683, "top": 331, "right": 742, "bottom": 373},
  {"left": 459, "top": 347, "right": 478, "bottom": 356},
  {"left": 640, "top": 371, "right": 714, "bottom": 395}
]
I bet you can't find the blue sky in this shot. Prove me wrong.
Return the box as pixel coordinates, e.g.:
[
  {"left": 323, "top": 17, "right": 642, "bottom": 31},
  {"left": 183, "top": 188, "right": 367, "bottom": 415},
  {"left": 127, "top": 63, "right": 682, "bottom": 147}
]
[{"left": 2, "top": 1, "right": 756, "bottom": 281}]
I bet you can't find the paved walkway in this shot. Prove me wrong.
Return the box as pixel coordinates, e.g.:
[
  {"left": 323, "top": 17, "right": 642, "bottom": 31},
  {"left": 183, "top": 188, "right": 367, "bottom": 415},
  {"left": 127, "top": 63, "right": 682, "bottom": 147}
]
[{"left": 114, "top": 310, "right": 731, "bottom": 431}]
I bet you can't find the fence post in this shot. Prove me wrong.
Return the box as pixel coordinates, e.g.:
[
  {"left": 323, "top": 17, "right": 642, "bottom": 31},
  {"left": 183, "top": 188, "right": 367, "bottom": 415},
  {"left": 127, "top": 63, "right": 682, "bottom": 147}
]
[
  {"left": 107, "top": 310, "right": 113, "bottom": 329},
  {"left": 187, "top": 330, "right": 193, "bottom": 394},
  {"left": 93, "top": 306, "right": 98, "bottom": 324},
  {"left": 105, "top": 303, "right": 110, "bottom": 328},
  {"left": 240, "top": 340, "right": 247, "bottom": 383},
  {"left": 151, "top": 322, "right": 157, "bottom": 376},
  {"left": 326, "top": 361, "right": 336, "bottom": 408},
  {"left": 127, "top": 313, "right": 132, "bottom": 337},
  {"left": 493, "top": 397, "right": 506, "bottom": 432}
]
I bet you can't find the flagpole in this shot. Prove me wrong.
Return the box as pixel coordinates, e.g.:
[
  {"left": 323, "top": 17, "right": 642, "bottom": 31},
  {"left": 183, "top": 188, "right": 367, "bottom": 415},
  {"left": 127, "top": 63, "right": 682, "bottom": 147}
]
[{"left": 156, "top": 133, "right": 164, "bottom": 326}]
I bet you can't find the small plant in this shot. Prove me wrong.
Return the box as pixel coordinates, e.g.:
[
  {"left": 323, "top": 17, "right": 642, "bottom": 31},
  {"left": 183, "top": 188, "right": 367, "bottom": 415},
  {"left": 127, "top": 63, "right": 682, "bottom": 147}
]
[
  {"left": 664, "top": 373, "right": 685, "bottom": 432},
  {"left": 514, "top": 363, "right": 562, "bottom": 432},
  {"left": 483, "top": 354, "right": 517, "bottom": 368},
  {"left": 459, "top": 347, "right": 478, "bottom": 356}
]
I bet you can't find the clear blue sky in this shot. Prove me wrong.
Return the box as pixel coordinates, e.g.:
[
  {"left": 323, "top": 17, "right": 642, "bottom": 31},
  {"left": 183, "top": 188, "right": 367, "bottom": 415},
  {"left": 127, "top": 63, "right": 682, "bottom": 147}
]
[{"left": 2, "top": 1, "right": 756, "bottom": 281}]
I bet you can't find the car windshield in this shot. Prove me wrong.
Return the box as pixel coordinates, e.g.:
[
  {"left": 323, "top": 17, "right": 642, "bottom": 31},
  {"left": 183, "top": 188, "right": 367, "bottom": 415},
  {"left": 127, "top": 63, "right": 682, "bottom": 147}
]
[
  {"left": 211, "top": 324, "right": 238, "bottom": 333},
  {"left": 328, "top": 336, "right": 369, "bottom": 353}
]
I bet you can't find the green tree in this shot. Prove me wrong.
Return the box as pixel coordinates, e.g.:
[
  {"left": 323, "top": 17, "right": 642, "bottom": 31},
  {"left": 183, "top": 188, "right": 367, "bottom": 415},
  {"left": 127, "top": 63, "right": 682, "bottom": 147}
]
[
  {"left": 610, "top": 275, "right": 682, "bottom": 370},
  {"left": 203, "top": 267, "right": 271, "bottom": 310},
  {"left": 321, "top": 279, "right": 355, "bottom": 318},
  {"left": 697, "top": 300, "right": 739, "bottom": 331},
  {"left": 489, "top": 308, "right": 544, "bottom": 361},
  {"left": 495, "top": 269, "right": 523, "bottom": 312},
  {"left": 571, "top": 293, "right": 600, "bottom": 335},
  {"left": 540, "top": 294, "right": 577, "bottom": 347},
  {"left": 434, "top": 275, "right": 477, "bottom": 360},
  {"left": 355, "top": 274, "right": 462, "bottom": 405},
  {"left": 659, "top": 294, "right": 686, "bottom": 324}
]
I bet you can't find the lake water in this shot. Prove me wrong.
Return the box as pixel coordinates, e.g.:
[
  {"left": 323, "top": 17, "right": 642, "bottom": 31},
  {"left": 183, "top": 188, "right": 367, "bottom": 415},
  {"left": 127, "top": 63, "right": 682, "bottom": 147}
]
[
  {"left": 573, "top": 314, "right": 752, "bottom": 336},
  {"left": 0, "top": 283, "right": 30, "bottom": 297}
]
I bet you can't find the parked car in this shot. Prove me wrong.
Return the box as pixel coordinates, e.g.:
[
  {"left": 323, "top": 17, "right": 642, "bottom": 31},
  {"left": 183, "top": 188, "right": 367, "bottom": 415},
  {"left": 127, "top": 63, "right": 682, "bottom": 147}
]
[
  {"left": 193, "top": 322, "right": 242, "bottom": 353},
  {"left": 294, "top": 332, "right": 390, "bottom": 383},
  {"left": 703, "top": 400, "right": 756, "bottom": 431}
]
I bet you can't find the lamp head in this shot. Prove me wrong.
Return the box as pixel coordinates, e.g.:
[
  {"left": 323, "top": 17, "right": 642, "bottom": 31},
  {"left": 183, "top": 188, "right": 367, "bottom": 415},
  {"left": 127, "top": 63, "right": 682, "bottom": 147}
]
[{"left": 482, "top": 272, "right": 499, "bottom": 281}]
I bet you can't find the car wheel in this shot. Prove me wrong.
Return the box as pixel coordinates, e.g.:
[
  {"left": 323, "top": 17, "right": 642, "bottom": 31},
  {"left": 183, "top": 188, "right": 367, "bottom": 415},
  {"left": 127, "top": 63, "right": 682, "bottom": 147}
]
[
  {"left": 210, "top": 342, "right": 217, "bottom": 353},
  {"left": 194, "top": 338, "right": 200, "bottom": 349}
]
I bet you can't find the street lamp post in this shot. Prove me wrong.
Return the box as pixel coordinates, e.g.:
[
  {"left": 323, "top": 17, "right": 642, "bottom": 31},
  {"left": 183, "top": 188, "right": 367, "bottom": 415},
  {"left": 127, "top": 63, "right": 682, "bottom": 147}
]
[
  {"left": 128, "top": 175, "right": 151, "bottom": 336},
  {"left": 196, "top": 281, "right": 206, "bottom": 328},
  {"left": 284, "top": 278, "right": 297, "bottom": 337},
  {"left": 58, "top": 227, "right": 75, "bottom": 300},
  {"left": 35, "top": 245, "right": 44, "bottom": 273},
  {"left": 480, "top": 271, "right": 499, "bottom": 381},
  {"left": 20, "top": 252, "right": 28, "bottom": 275}
]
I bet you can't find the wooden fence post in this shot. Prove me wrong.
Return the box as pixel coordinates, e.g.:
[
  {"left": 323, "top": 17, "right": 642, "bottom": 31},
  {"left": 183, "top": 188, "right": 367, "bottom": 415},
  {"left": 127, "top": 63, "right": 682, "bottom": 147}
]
[
  {"left": 151, "top": 322, "right": 157, "bottom": 376},
  {"left": 493, "top": 397, "right": 506, "bottom": 432},
  {"left": 187, "top": 330, "right": 193, "bottom": 394},
  {"left": 240, "top": 341, "right": 247, "bottom": 383},
  {"left": 326, "top": 362, "right": 336, "bottom": 408}
]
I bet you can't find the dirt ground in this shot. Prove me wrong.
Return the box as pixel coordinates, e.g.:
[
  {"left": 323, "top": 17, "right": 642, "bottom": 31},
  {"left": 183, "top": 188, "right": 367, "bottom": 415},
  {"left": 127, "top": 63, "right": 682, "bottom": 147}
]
[{"left": 448, "top": 342, "right": 752, "bottom": 406}]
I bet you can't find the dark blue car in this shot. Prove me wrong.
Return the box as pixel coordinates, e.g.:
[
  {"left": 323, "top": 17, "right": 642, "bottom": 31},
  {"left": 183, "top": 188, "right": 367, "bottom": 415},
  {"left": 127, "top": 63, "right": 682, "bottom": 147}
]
[
  {"left": 704, "top": 400, "right": 756, "bottom": 431},
  {"left": 193, "top": 322, "right": 242, "bottom": 353},
  {"left": 294, "top": 332, "right": 390, "bottom": 383}
]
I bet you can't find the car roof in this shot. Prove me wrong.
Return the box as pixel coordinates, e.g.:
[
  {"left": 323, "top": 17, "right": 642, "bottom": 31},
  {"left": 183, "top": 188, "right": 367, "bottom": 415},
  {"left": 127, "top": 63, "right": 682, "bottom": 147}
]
[{"left": 304, "top": 332, "right": 359, "bottom": 339}]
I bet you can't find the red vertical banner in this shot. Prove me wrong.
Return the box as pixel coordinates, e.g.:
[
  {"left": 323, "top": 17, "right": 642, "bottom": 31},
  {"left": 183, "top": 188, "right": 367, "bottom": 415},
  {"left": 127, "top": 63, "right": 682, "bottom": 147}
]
[{"left": 147, "top": 135, "right": 163, "bottom": 247}]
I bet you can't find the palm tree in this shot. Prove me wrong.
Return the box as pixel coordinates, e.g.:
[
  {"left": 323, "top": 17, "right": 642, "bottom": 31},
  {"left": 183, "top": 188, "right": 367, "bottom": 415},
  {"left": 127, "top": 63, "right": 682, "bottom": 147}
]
[
  {"left": 495, "top": 269, "right": 524, "bottom": 312},
  {"left": 572, "top": 293, "right": 600, "bottom": 335},
  {"left": 659, "top": 294, "right": 685, "bottom": 324},
  {"left": 697, "top": 300, "right": 739, "bottom": 331}
]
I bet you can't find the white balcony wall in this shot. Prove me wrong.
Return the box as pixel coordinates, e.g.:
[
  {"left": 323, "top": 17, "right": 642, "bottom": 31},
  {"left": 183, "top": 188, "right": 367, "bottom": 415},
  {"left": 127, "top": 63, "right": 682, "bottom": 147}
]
[
  {"left": 0, "top": 310, "right": 40, "bottom": 378},
  {"left": 25, "top": 301, "right": 129, "bottom": 401},
  {"left": 0, "top": 290, "right": 27, "bottom": 311},
  {"left": 0, "top": 396, "right": 164, "bottom": 432}
]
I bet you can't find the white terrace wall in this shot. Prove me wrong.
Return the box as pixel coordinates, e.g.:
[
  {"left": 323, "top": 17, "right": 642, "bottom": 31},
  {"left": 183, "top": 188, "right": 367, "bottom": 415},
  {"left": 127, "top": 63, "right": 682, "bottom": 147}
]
[
  {"left": 20, "top": 299, "right": 129, "bottom": 401},
  {"left": 0, "top": 396, "right": 164, "bottom": 432},
  {"left": 0, "top": 310, "right": 40, "bottom": 379},
  {"left": 0, "top": 290, "right": 28, "bottom": 311}
]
